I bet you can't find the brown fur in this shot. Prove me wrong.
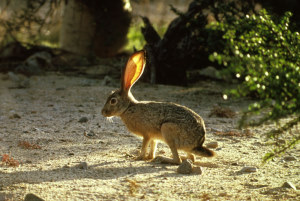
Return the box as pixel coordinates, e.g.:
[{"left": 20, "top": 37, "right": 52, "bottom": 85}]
[{"left": 101, "top": 50, "right": 215, "bottom": 164}]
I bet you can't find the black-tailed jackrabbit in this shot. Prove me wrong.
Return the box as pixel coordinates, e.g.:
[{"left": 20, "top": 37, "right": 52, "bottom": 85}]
[{"left": 102, "top": 50, "right": 215, "bottom": 164}]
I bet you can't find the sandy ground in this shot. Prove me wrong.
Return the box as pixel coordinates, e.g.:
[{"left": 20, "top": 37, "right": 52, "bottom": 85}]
[{"left": 0, "top": 72, "right": 299, "bottom": 201}]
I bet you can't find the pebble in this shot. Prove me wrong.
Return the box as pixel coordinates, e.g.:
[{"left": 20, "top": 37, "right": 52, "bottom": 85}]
[
  {"left": 206, "top": 141, "right": 218, "bottom": 149},
  {"left": 24, "top": 193, "right": 45, "bottom": 201},
  {"left": 78, "top": 117, "right": 88, "bottom": 123},
  {"left": 282, "top": 181, "right": 297, "bottom": 190},
  {"left": 177, "top": 159, "right": 193, "bottom": 174},
  {"left": 84, "top": 130, "right": 96, "bottom": 138},
  {"left": 240, "top": 166, "right": 257, "bottom": 173},
  {"left": 9, "top": 113, "right": 21, "bottom": 119},
  {"left": 86, "top": 130, "right": 95, "bottom": 137},
  {"left": 218, "top": 192, "right": 228, "bottom": 197},
  {"left": 192, "top": 166, "right": 203, "bottom": 175},
  {"left": 76, "top": 162, "right": 88, "bottom": 170},
  {"left": 283, "top": 156, "right": 297, "bottom": 162}
]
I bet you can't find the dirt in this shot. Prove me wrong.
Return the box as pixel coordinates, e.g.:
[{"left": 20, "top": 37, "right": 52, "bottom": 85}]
[{"left": 0, "top": 72, "right": 299, "bottom": 201}]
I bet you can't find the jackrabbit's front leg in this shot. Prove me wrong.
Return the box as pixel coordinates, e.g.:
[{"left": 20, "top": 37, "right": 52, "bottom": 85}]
[
  {"left": 136, "top": 136, "right": 150, "bottom": 160},
  {"left": 147, "top": 140, "right": 157, "bottom": 160}
]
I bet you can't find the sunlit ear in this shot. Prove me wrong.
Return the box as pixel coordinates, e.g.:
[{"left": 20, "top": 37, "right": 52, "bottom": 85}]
[{"left": 122, "top": 50, "right": 145, "bottom": 93}]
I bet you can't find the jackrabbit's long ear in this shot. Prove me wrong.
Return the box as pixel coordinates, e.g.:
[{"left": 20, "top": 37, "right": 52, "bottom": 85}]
[{"left": 121, "top": 50, "right": 145, "bottom": 93}]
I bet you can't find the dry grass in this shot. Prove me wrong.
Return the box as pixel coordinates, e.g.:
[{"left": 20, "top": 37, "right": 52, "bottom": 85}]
[
  {"left": 126, "top": 179, "right": 140, "bottom": 195},
  {"left": 1, "top": 154, "right": 20, "bottom": 167},
  {"left": 18, "top": 141, "right": 41, "bottom": 150}
]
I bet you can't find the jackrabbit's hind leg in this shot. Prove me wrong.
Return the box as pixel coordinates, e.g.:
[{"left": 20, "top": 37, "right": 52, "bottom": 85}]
[
  {"left": 169, "top": 144, "right": 182, "bottom": 164},
  {"left": 152, "top": 144, "right": 181, "bottom": 165},
  {"left": 181, "top": 153, "right": 195, "bottom": 162},
  {"left": 152, "top": 123, "right": 183, "bottom": 164},
  {"left": 153, "top": 123, "right": 182, "bottom": 164},
  {"left": 187, "top": 153, "right": 195, "bottom": 162}
]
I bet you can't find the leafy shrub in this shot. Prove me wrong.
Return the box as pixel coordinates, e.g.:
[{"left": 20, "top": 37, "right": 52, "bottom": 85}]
[
  {"left": 124, "top": 24, "right": 146, "bottom": 52},
  {"left": 125, "top": 23, "right": 167, "bottom": 52},
  {"left": 209, "top": 9, "right": 300, "bottom": 162}
]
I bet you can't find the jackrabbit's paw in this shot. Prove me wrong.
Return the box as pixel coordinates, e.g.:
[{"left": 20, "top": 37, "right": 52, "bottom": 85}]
[
  {"left": 180, "top": 155, "right": 195, "bottom": 163},
  {"left": 135, "top": 155, "right": 147, "bottom": 161},
  {"left": 151, "top": 156, "right": 181, "bottom": 165},
  {"left": 151, "top": 156, "right": 165, "bottom": 163},
  {"left": 145, "top": 154, "right": 155, "bottom": 160}
]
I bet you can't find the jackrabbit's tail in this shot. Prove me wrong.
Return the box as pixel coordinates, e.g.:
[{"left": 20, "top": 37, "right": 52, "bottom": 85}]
[{"left": 192, "top": 146, "right": 215, "bottom": 157}]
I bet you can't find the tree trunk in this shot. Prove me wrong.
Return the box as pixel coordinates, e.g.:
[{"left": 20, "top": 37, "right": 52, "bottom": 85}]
[{"left": 60, "top": 0, "right": 131, "bottom": 57}]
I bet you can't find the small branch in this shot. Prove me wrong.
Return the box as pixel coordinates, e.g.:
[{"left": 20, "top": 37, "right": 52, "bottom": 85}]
[{"left": 263, "top": 135, "right": 300, "bottom": 163}]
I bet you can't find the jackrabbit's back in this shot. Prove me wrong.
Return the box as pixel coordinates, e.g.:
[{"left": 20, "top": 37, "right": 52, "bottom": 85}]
[{"left": 120, "top": 101, "right": 206, "bottom": 146}]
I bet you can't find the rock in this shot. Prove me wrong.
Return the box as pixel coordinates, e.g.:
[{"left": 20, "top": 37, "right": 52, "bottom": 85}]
[
  {"left": 24, "top": 193, "right": 45, "bottom": 201},
  {"left": 76, "top": 162, "right": 88, "bottom": 170},
  {"left": 78, "top": 117, "right": 88, "bottom": 123},
  {"left": 177, "top": 159, "right": 193, "bottom": 174},
  {"left": 9, "top": 113, "right": 21, "bottom": 119},
  {"left": 8, "top": 71, "right": 30, "bottom": 88},
  {"left": 86, "top": 130, "right": 95, "bottom": 137},
  {"left": 84, "top": 130, "right": 96, "bottom": 138},
  {"left": 198, "top": 66, "right": 221, "bottom": 80},
  {"left": 15, "top": 51, "right": 52, "bottom": 76},
  {"left": 206, "top": 141, "right": 218, "bottom": 149},
  {"left": 283, "top": 156, "right": 297, "bottom": 162},
  {"left": 192, "top": 166, "right": 203, "bottom": 175},
  {"left": 15, "top": 63, "right": 43, "bottom": 76},
  {"left": 240, "top": 166, "right": 257, "bottom": 173},
  {"left": 101, "top": 75, "right": 113, "bottom": 86},
  {"left": 282, "top": 182, "right": 297, "bottom": 190}
]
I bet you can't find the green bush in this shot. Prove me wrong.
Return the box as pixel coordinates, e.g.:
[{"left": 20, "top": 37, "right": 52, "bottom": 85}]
[
  {"left": 125, "top": 23, "right": 167, "bottom": 52},
  {"left": 209, "top": 9, "right": 300, "bottom": 162}
]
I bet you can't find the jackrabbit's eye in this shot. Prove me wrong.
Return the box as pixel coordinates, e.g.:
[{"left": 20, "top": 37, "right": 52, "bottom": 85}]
[{"left": 110, "top": 98, "right": 117, "bottom": 105}]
